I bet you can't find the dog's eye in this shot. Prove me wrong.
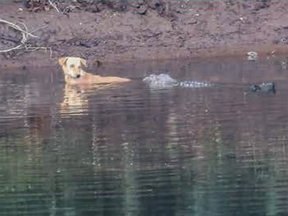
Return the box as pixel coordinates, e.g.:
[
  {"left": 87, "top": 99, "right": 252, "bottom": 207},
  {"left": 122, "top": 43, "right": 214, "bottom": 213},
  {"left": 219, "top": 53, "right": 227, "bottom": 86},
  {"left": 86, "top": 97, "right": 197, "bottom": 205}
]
[{"left": 70, "top": 64, "right": 75, "bottom": 68}]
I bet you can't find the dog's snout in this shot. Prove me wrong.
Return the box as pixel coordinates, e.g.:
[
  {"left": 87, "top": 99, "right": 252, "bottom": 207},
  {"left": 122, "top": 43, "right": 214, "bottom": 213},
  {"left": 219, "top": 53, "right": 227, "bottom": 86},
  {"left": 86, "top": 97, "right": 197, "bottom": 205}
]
[{"left": 76, "top": 74, "right": 81, "bottom": 78}]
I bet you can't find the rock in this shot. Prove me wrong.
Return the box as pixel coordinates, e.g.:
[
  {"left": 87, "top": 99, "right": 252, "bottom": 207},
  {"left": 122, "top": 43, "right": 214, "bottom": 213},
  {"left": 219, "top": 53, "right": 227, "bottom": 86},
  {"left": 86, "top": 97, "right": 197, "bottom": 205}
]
[
  {"left": 147, "top": 1, "right": 165, "bottom": 15},
  {"left": 136, "top": 4, "right": 147, "bottom": 15},
  {"left": 247, "top": 51, "right": 258, "bottom": 61},
  {"left": 253, "top": 2, "right": 270, "bottom": 11},
  {"left": 79, "top": 41, "right": 94, "bottom": 48}
]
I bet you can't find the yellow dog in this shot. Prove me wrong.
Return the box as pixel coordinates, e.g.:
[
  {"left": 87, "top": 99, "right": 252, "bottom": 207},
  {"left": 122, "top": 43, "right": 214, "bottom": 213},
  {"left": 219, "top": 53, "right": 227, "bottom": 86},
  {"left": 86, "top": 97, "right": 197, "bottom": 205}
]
[
  {"left": 58, "top": 57, "right": 131, "bottom": 85},
  {"left": 58, "top": 57, "right": 130, "bottom": 115}
]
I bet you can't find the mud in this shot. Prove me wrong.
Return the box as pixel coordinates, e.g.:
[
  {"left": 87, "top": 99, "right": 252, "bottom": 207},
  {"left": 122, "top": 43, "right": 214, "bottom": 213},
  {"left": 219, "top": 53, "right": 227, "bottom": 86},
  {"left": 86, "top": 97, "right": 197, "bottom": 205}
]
[{"left": 1, "top": 0, "right": 288, "bottom": 68}]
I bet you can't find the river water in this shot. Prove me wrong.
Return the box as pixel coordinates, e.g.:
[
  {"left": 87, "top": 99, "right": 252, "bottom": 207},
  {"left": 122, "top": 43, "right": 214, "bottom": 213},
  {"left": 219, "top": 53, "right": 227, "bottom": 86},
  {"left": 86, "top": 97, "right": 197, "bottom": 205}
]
[{"left": 0, "top": 56, "right": 288, "bottom": 216}]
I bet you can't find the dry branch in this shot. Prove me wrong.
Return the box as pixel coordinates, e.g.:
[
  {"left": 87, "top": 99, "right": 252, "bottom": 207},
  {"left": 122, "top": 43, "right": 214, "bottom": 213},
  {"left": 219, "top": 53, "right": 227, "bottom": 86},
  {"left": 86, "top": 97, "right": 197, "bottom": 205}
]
[
  {"left": 48, "top": 0, "right": 60, "bottom": 13},
  {"left": 0, "top": 18, "right": 52, "bottom": 58},
  {"left": 0, "top": 18, "right": 37, "bottom": 53}
]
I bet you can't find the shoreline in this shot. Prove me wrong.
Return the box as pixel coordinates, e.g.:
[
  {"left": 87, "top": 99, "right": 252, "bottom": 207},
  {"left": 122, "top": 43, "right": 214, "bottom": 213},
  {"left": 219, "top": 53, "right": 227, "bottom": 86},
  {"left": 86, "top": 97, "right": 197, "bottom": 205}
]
[
  {"left": 0, "top": 44, "right": 286, "bottom": 69},
  {"left": 0, "top": 1, "right": 288, "bottom": 68}
]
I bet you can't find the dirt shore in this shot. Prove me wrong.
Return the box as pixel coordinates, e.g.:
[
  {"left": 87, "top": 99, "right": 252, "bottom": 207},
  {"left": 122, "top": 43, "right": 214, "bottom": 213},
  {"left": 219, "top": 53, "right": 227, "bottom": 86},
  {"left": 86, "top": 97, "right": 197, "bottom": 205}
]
[{"left": 1, "top": 0, "right": 288, "bottom": 68}]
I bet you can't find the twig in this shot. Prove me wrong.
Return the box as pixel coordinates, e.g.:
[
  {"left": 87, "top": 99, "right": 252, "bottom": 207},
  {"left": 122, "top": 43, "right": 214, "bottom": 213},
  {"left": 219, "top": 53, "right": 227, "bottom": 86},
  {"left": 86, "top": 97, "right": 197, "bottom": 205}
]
[
  {"left": 0, "top": 18, "right": 51, "bottom": 57},
  {"left": 48, "top": 0, "right": 60, "bottom": 13},
  {"left": 0, "top": 18, "right": 37, "bottom": 38},
  {"left": 0, "top": 35, "right": 19, "bottom": 43},
  {"left": 30, "top": 25, "right": 49, "bottom": 34},
  {"left": 25, "top": 45, "right": 53, "bottom": 59},
  {"left": 63, "top": 5, "right": 77, "bottom": 13},
  {"left": 0, "top": 18, "right": 37, "bottom": 53}
]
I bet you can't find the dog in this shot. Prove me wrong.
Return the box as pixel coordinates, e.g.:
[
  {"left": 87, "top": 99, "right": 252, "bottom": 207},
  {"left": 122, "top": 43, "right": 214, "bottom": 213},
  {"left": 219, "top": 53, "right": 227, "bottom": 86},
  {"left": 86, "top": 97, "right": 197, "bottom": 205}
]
[
  {"left": 58, "top": 57, "right": 131, "bottom": 85},
  {"left": 58, "top": 57, "right": 131, "bottom": 115}
]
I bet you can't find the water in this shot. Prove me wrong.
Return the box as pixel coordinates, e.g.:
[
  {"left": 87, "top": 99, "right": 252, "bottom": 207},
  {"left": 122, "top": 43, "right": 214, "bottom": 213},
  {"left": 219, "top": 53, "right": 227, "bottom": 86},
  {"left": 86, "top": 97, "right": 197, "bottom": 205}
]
[{"left": 0, "top": 56, "right": 288, "bottom": 216}]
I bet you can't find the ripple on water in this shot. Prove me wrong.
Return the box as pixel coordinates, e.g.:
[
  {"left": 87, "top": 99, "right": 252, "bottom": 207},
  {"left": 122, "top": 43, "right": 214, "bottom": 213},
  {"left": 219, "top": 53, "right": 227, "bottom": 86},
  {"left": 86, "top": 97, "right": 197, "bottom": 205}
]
[{"left": 1, "top": 58, "right": 288, "bottom": 215}]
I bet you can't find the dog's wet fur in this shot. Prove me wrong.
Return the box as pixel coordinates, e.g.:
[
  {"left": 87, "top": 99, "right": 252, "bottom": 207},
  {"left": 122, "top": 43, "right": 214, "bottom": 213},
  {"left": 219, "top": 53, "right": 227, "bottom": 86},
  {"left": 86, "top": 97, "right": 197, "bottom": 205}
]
[{"left": 58, "top": 57, "right": 131, "bottom": 85}]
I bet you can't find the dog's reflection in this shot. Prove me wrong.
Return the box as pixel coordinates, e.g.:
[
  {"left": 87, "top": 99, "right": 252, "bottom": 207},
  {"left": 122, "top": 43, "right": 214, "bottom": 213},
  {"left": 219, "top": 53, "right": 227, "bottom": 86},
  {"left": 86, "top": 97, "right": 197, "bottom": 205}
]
[
  {"left": 60, "top": 84, "right": 89, "bottom": 115},
  {"left": 60, "top": 83, "right": 116, "bottom": 115}
]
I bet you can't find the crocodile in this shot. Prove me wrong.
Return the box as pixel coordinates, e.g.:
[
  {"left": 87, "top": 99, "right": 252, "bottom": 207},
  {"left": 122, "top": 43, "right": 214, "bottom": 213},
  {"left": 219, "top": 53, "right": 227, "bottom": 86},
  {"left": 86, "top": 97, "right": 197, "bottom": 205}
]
[
  {"left": 143, "top": 74, "right": 212, "bottom": 89},
  {"left": 143, "top": 73, "right": 276, "bottom": 93},
  {"left": 249, "top": 82, "right": 275, "bottom": 93}
]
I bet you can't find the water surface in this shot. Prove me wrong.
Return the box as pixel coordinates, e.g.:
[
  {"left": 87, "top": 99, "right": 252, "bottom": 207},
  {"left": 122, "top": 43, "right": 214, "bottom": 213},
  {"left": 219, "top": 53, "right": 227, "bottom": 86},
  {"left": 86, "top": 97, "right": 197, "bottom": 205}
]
[{"left": 0, "top": 57, "right": 288, "bottom": 216}]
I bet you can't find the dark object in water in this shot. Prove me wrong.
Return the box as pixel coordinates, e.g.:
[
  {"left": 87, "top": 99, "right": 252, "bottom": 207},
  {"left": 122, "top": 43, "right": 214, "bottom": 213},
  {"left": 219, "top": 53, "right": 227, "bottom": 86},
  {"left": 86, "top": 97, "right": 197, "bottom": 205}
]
[
  {"left": 249, "top": 82, "right": 276, "bottom": 94},
  {"left": 143, "top": 74, "right": 276, "bottom": 93}
]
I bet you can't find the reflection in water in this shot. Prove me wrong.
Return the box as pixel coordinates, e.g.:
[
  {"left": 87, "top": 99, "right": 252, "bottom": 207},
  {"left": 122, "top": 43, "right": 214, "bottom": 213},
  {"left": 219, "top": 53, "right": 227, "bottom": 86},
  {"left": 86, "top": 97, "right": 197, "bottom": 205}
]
[
  {"left": 60, "top": 83, "right": 131, "bottom": 116},
  {"left": 60, "top": 84, "right": 89, "bottom": 116},
  {"left": 0, "top": 57, "right": 288, "bottom": 216}
]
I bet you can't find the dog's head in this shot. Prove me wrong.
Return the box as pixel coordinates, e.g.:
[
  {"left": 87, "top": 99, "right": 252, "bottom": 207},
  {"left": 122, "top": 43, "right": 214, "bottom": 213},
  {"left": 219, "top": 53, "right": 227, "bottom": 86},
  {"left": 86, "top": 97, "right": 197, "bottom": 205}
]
[{"left": 58, "top": 57, "right": 87, "bottom": 79}]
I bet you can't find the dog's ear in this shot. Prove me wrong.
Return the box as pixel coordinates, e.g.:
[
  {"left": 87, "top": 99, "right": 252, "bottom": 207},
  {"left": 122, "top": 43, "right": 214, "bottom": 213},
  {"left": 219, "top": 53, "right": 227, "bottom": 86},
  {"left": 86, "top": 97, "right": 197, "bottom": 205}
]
[
  {"left": 59, "top": 57, "right": 68, "bottom": 66},
  {"left": 80, "top": 58, "right": 87, "bottom": 67}
]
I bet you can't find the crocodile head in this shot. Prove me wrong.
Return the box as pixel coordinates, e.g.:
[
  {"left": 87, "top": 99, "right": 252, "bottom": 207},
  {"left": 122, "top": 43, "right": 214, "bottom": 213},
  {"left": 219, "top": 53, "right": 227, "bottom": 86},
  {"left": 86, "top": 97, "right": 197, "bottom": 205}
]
[{"left": 143, "top": 74, "right": 178, "bottom": 89}]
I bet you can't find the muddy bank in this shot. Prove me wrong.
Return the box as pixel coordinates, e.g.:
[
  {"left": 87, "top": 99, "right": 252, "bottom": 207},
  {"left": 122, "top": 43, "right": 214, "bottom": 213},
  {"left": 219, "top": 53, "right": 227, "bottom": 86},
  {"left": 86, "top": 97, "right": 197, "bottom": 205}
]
[{"left": 1, "top": 0, "right": 288, "bottom": 68}]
